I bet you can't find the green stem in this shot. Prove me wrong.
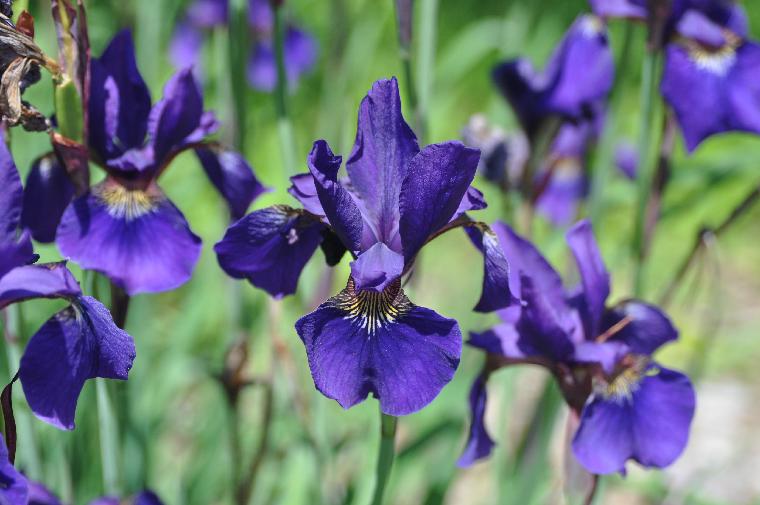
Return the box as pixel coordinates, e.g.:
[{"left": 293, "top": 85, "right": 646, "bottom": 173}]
[
  {"left": 417, "top": 0, "right": 438, "bottom": 142},
  {"left": 631, "top": 50, "right": 662, "bottom": 297},
  {"left": 96, "top": 379, "right": 120, "bottom": 496},
  {"left": 227, "top": 0, "right": 250, "bottom": 150},
  {"left": 369, "top": 411, "right": 397, "bottom": 505},
  {"left": 272, "top": 3, "right": 297, "bottom": 176}
]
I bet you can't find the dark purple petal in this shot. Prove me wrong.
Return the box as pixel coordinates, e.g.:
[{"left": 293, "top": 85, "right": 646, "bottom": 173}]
[
  {"left": 56, "top": 181, "right": 202, "bottom": 295},
  {"left": 349, "top": 242, "right": 404, "bottom": 292},
  {"left": 572, "top": 340, "right": 629, "bottom": 373},
  {"left": 0, "top": 135, "right": 22, "bottom": 242},
  {"left": 399, "top": 141, "right": 479, "bottom": 262},
  {"left": 567, "top": 220, "right": 610, "bottom": 339},
  {"left": 466, "top": 225, "right": 517, "bottom": 313},
  {"left": 288, "top": 173, "right": 324, "bottom": 216},
  {"left": 214, "top": 206, "right": 325, "bottom": 298},
  {"left": 0, "top": 232, "right": 35, "bottom": 282},
  {"left": 19, "top": 295, "right": 136, "bottom": 430},
  {"left": 454, "top": 186, "right": 487, "bottom": 219},
  {"left": 195, "top": 146, "right": 268, "bottom": 221},
  {"left": 726, "top": 42, "right": 760, "bottom": 138},
  {"left": 247, "top": 41, "right": 277, "bottom": 92},
  {"left": 28, "top": 482, "right": 62, "bottom": 505},
  {"left": 572, "top": 365, "right": 695, "bottom": 474},
  {"left": 0, "top": 438, "right": 27, "bottom": 505},
  {"left": 346, "top": 78, "right": 420, "bottom": 243},
  {"left": 284, "top": 27, "right": 317, "bottom": 87},
  {"left": 134, "top": 490, "right": 164, "bottom": 505},
  {"left": 457, "top": 375, "right": 496, "bottom": 467},
  {"left": 21, "top": 154, "right": 75, "bottom": 243},
  {"left": 88, "top": 30, "right": 152, "bottom": 160},
  {"left": 602, "top": 300, "right": 678, "bottom": 355},
  {"left": 0, "top": 263, "right": 81, "bottom": 310},
  {"left": 296, "top": 279, "right": 461, "bottom": 416},
  {"left": 169, "top": 22, "right": 203, "bottom": 70},
  {"left": 536, "top": 158, "right": 587, "bottom": 225},
  {"left": 588, "top": 0, "right": 646, "bottom": 19},
  {"left": 468, "top": 307, "right": 526, "bottom": 360},
  {"left": 308, "top": 140, "right": 363, "bottom": 252},
  {"left": 87, "top": 499, "right": 118, "bottom": 505},
  {"left": 186, "top": 0, "right": 228, "bottom": 28}
]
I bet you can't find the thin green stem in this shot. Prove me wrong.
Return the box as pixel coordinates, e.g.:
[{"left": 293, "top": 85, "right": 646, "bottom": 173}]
[
  {"left": 417, "top": 0, "right": 438, "bottom": 142},
  {"left": 228, "top": 0, "right": 250, "bottom": 150},
  {"left": 272, "top": 3, "right": 297, "bottom": 176},
  {"left": 369, "top": 411, "right": 397, "bottom": 505},
  {"left": 631, "top": 50, "right": 662, "bottom": 297},
  {"left": 96, "top": 379, "right": 120, "bottom": 496}
]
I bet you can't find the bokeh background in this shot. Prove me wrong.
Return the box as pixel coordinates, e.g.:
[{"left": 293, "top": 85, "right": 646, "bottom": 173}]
[{"left": 4, "top": 0, "right": 760, "bottom": 504}]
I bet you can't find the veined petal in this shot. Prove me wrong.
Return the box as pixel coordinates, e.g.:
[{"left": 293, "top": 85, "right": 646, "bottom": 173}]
[
  {"left": 21, "top": 154, "right": 75, "bottom": 243},
  {"left": 466, "top": 224, "right": 517, "bottom": 313},
  {"left": 195, "top": 146, "right": 268, "bottom": 221},
  {"left": 296, "top": 278, "right": 461, "bottom": 416},
  {"left": 19, "top": 296, "right": 136, "bottom": 430},
  {"left": 567, "top": 220, "right": 610, "bottom": 339},
  {"left": 346, "top": 78, "right": 420, "bottom": 243},
  {"left": 457, "top": 375, "right": 496, "bottom": 467},
  {"left": 0, "top": 263, "right": 81, "bottom": 310},
  {"left": 214, "top": 206, "right": 325, "bottom": 298},
  {"left": 601, "top": 300, "right": 678, "bottom": 355},
  {"left": 56, "top": 180, "right": 202, "bottom": 295},
  {"left": 308, "top": 140, "right": 363, "bottom": 252},
  {"left": 0, "top": 438, "right": 28, "bottom": 505},
  {"left": 399, "top": 141, "right": 480, "bottom": 262},
  {"left": 349, "top": 242, "right": 404, "bottom": 292}
]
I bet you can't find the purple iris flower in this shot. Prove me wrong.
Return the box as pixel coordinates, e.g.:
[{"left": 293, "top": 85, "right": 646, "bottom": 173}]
[
  {"left": 170, "top": 0, "right": 317, "bottom": 92},
  {"left": 43, "top": 31, "right": 265, "bottom": 295},
  {"left": 492, "top": 15, "right": 614, "bottom": 141},
  {"left": 0, "top": 137, "right": 136, "bottom": 430},
  {"left": 0, "top": 437, "right": 28, "bottom": 505},
  {"left": 89, "top": 490, "right": 164, "bottom": 505},
  {"left": 215, "top": 78, "right": 515, "bottom": 415},
  {"left": 458, "top": 220, "right": 695, "bottom": 475}
]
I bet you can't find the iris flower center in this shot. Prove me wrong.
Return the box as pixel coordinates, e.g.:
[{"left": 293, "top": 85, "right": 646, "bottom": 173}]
[
  {"left": 96, "top": 182, "right": 160, "bottom": 221},
  {"left": 687, "top": 35, "right": 740, "bottom": 76},
  {"left": 595, "top": 355, "right": 650, "bottom": 403},
  {"left": 333, "top": 278, "right": 412, "bottom": 335}
]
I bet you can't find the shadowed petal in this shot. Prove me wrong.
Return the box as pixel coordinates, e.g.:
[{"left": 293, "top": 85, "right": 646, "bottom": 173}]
[
  {"left": 56, "top": 180, "right": 202, "bottom": 295},
  {"left": 567, "top": 219, "right": 610, "bottom": 339},
  {"left": 602, "top": 300, "right": 678, "bottom": 355},
  {"left": 214, "top": 206, "right": 325, "bottom": 298},
  {"left": 346, "top": 78, "right": 419, "bottom": 243},
  {"left": 0, "top": 134, "right": 22, "bottom": 242},
  {"left": 468, "top": 307, "right": 529, "bottom": 360},
  {"left": 572, "top": 389, "right": 633, "bottom": 474},
  {"left": 466, "top": 225, "right": 517, "bottom": 313},
  {"left": 296, "top": 278, "right": 461, "bottom": 416},
  {"left": 457, "top": 375, "right": 496, "bottom": 467},
  {"left": 195, "top": 146, "right": 268, "bottom": 221},
  {"left": 349, "top": 242, "right": 404, "bottom": 292},
  {"left": 0, "top": 231, "right": 34, "bottom": 282},
  {"left": 288, "top": 173, "right": 324, "bottom": 216},
  {"left": 454, "top": 186, "right": 487, "bottom": 218},
  {"left": 0, "top": 438, "right": 28, "bottom": 505},
  {"left": 0, "top": 263, "right": 81, "bottom": 310},
  {"left": 19, "top": 296, "right": 136, "bottom": 430},
  {"left": 399, "top": 141, "right": 479, "bottom": 262},
  {"left": 21, "top": 154, "right": 75, "bottom": 243},
  {"left": 536, "top": 158, "right": 587, "bottom": 225}
]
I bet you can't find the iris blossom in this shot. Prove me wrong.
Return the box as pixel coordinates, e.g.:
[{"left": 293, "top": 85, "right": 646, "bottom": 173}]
[
  {"left": 41, "top": 31, "right": 265, "bottom": 295},
  {"left": 170, "top": 0, "right": 317, "bottom": 92},
  {"left": 458, "top": 220, "right": 695, "bottom": 475},
  {"left": 216, "top": 78, "right": 515, "bottom": 415},
  {"left": 89, "top": 490, "right": 164, "bottom": 505},
  {"left": 0, "top": 136, "right": 136, "bottom": 430}
]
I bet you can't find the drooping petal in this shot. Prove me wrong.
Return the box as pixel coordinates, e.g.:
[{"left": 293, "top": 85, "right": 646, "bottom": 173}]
[
  {"left": 0, "top": 263, "right": 81, "bottom": 310},
  {"left": 349, "top": 242, "right": 404, "bottom": 292},
  {"left": 56, "top": 180, "right": 202, "bottom": 295},
  {"left": 307, "top": 140, "right": 363, "bottom": 252},
  {"left": 567, "top": 219, "right": 610, "bottom": 340},
  {"left": 214, "top": 206, "right": 325, "bottom": 298},
  {"left": 398, "top": 141, "right": 479, "bottom": 262},
  {"left": 457, "top": 375, "right": 496, "bottom": 467},
  {"left": 21, "top": 154, "right": 75, "bottom": 243},
  {"left": 169, "top": 22, "right": 204, "bottom": 70},
  {"left": 195, "top": 146, "right": 268, "bottom": 221},
  {"left": 296, "top": 278, "right": 461, "bottom": 416},
  {"left": 0, "top": 438, "right": 28, "bottom": 505},
  {"left": 19, "top": 295, "right": 136, "bottom": 430},
  {"left": 0, "top": 133, "right": 22, "bottom": 242},
  {"left": 465, "top": 224, "right": 517, "bottom": 313},
  {"left": 346, "top": 78, "right": 420, "bottom": 243},
  {"left": 601, "top": 300, "right": 678, "bottom": 355},
  {"left": 88, "top": 30, "right": 152, "bottom": 160},
  {"left": 572, "top": 390, "right": 634, "bottom": 474}
]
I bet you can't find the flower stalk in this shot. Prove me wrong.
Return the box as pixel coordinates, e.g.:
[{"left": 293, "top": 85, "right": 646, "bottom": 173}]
[
  {"left": 96, "top": 378, "right": 120, "bottom": 496},
  {"left": 370, "top": 411, "right": 398, "bottom": 505},
  {"left": 271, "top": 1, "right": 297, "bottom": 175}
]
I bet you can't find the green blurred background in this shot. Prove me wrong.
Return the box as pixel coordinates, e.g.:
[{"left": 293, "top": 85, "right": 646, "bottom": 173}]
[{"left": 4, "top": 0, "right": 760, "bottom": 504}]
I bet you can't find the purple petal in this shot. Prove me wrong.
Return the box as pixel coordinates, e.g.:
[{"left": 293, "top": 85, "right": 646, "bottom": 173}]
[
  {"left": 572, "top": 340, "right": 629, "bottom": 374},
  {"left": 349, "top": 242, "right": 404, "bottom": 292},
  {"left": 21, "top": 154, "right": 75, "bottom": 243},
  {"left": 19, "top": 296, "right": 136, "bottom": 430},
  {"left": 0, "top": 232, "right": 35, "bottom": 282},
  {"left": 296, "top": 279, "right": 461, "bottom": 416},
  {"left": 169, "top": 22, "right": 204, "bottom": 70},
  {"left": 214, "top": 206, "right": 325, "bottom": 298},
  {"left": 468, "top": 307, "right": 526, "bottom": 360},
  {"left": 28, "top": 482, "right": 62, "bottom": 505},
  {"left": 88, "top": 30, "right": 152, "bottom": 160},
  {"left": 602, "top": 300, "right": 678, "bottom": 355},
  {"left": 284, "top": 27, "right": 317, "bottom": 87},
  {"left": 588, "top": 0, "right": 646, "bottom": 19},
  {"left": 567, "top": 220, "right": 610, "bottom": 339},
  {"left": 307, "top": 140, "right": 363, "bottom": 253},
  {"left": 346, "top": 78, "right": 420, "bottom": 243},
  {"left": 0, "top": 134, "right": 23, "bottom": 242},
  {"left": 247, "top": 41, "right": 277, "bottom": 92},
  {"left": 536, "top": 158, "right": 587, "bottom": 225},
  {"left": 0, "top": 263, "right": 81, "bottom": 310},
  {"left": 0, "top": 438, "right": 28, "bottom": 505},
  {"left": 195, "top": 146, "right": 268, "bottom": 221},
  {"left": 248, "top": 0, "right": 273, "bottom": 33},
  {"left": 186, "top": 0, "right": 228, "bottom": 28},
  {"left": 572, "top": 389, "right": 634, "bottom": 474},
  {"left": 466, "top": 225, "right": 517, "bottom": 313},
  {"left": 454, "top": 186, "right": 487, "bottom": 219},
  {"left": 87, "top": 499, "right": 118, "bottom": 505},
  {"left": 677, "top": 9, "right": 730, "bottom": 47},
  {"left": 614, "top": 141, "right": 638, "bottom": 179},
  {"left": 134, "top": 490, "right": 164, "bottom": 505},
  {"left": 457, "top": 375, "right": 496, "bottom": 467},
  {"left": 399, "top": 141, "right": 479, "bottom": 262},
  {"left": 288, "top": 173, "right": 325, "bottom": 216},
  {"left": 56, "top": 181, "right": 202, "bottom": 295}
]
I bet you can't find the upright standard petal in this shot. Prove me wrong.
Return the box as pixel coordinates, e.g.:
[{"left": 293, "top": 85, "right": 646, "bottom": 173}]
[
  {"left": 0, "top": 263, "right": 81, "bottom": 310},
  {"left": 465, "top": 224, "right": 516, "bottom": 313},
  {"left": 457, "top": 375, "right": 496, "bottom": 467},
  {"left": 0, "top": 438, "right": 28, "bottom": 505},
  {"left": 567, "top": 220, "right": 610, "bottom": 339},
  {"left": 307, "top": 140, "right": 363, "bottom": 252},
  {"left": 21, "top": 154, "right": 75, "bottom": 243},
  {"left": 88, "top": 30, "right": 152, "bottom": 160},
  {"left": 346, "top": 78, "right": 419, "bottom": 243},
  {"left": 56, "top": 180, "right": 202, "bottom": 295},
  {"left": 398, "top": 141, "right": 480, "bottom": 262},
  {"left": 296, "top": 278, "right": 461, "bottom": 416},
  {"left": 0, "top": 134, "right": 22, "bottom": 242},
  {"left": 349, "top": 242, "right": 404, "bottom": 292},
  {"left": 19, "top": 296, "right": 136, "bottom": 430},
  {"left": 214, "top": 206, "right": 325, "bottom": 298},
  {"left": 195, "top": 146, "right": 268, "bottom": 221}
]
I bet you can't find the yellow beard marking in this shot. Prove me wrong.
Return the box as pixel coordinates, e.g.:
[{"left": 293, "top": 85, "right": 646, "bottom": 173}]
[
  {"left": 595, "top": 356, "right": 651, "bottom": 403},
  {"left": 687, "top": 33, "right": 740, "bottom": 76},
  {"left": 95, "top": 181, "right": 160, "bottom": 221},
  {"left": 333, "top": 277, "right": 412, "bottom": 335}
]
